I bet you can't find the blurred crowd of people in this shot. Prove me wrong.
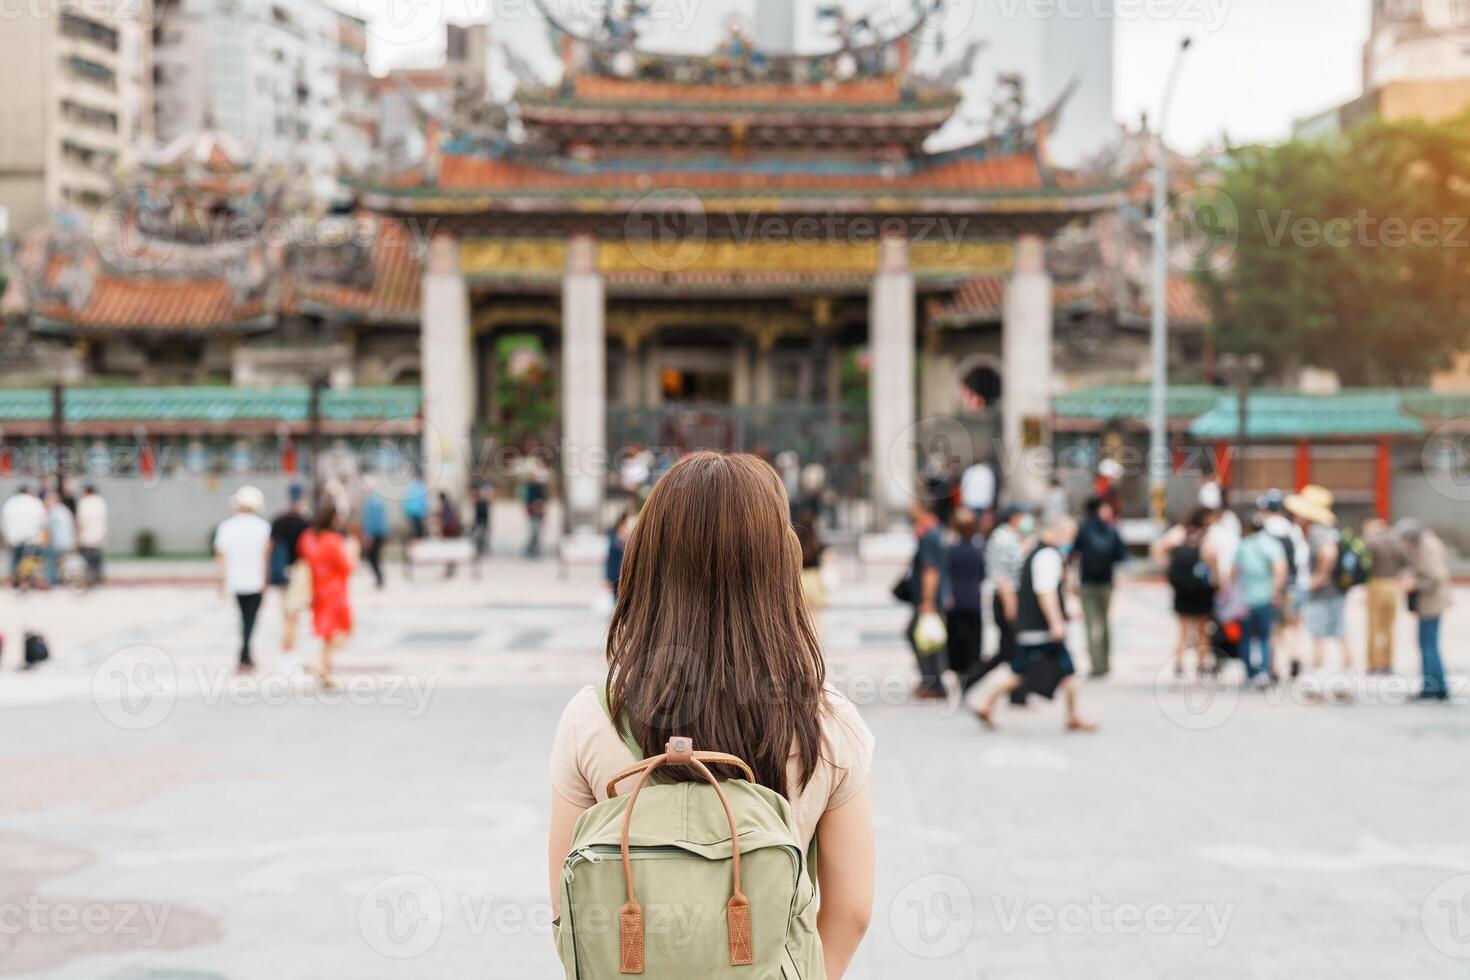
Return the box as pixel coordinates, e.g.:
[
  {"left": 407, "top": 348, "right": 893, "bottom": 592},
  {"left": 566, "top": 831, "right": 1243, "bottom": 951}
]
[
  {"left": 3, "top": 480, "right": 108, "bottom": 591},
  {"left": 892, "top": 456, "right": 1456, "bottom": 731}
]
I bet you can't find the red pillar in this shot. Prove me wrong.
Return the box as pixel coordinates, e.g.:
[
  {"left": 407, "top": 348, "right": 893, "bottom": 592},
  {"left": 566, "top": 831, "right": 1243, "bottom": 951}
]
[
  {"left": 1375, "top": 437, "right": 1392, "bottom": 520},
  {"left": 139, "top": 439, "right": 156, "bottom": 481},
  {"left": 282, "top": 440, "right": 298, "bottom": 476},
  {"left": 1294, "top": 439, "right": 1311, "bottom": 491},
  {"left": 1214, "top": 439, "right": 1231, "bottom": 489}
]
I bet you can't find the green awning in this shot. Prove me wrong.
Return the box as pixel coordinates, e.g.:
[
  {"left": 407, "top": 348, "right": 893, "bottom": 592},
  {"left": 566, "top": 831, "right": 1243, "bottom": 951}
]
[
  {"left": 1051, "top": 385, "right": 1222, "bottom": 423},
  {"left": 0, "top": 386, "right": 421, "bottom": 425},
  {"left": 1188, "top": 392, "right": 1424, "bottom": 439}
]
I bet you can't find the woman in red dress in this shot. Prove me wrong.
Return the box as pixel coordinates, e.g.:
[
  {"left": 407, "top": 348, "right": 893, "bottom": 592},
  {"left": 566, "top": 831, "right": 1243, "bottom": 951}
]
[{"left": 297, "top": 500, "right": 355, "bottom": 687}]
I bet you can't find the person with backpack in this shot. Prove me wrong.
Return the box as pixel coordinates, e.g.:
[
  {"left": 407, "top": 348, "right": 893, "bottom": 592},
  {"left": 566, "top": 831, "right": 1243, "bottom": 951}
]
[
  {"left": 1075, "top": 495, "right": 1127, "bottom": 678},
  {"left": 1286, "top": 484, "right": 1356, "bottom": 689},
  {"left": 971, "top": 514, "right": 1097, "bottom": 732},
  {"left": 548, "top": 453, "right": 875, "bottom": 979},
  {"left": 1151, "top": 506, "right": 1220, "bottom": 677}
]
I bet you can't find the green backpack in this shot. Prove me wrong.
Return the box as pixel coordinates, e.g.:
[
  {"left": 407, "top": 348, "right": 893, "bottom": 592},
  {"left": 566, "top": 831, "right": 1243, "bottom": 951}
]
[{"left": 553, "top": 691, "right": 824, "bottom": 978}]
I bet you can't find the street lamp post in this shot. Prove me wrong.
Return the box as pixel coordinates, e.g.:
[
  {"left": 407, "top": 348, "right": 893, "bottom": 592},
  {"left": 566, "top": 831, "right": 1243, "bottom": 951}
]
[{"left": 1149, "top": 36, "right": 1193, "bottom": 524}]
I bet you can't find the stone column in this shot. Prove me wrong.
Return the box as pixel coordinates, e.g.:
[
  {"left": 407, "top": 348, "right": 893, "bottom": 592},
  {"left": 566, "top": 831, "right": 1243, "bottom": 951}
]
[
  {"left": 1002, "top": 232, "right": 1054, "bottom": 502},
  {"left": 868, "top": 233, "right": 916, "bottom": 529},
  {"left": 753, "top": 327, "right": 777, "bottom": 407},
  {"left": 421, "top": 233, "right": 473, "bottom": 493},
  {"left": 561, "top": 233, "right": 606, "bottom": 534}
]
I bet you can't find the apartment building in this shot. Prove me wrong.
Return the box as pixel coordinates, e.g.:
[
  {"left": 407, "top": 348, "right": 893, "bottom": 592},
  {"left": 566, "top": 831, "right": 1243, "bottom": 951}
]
[
  {"left": 152, "top": 0, "right": 363, "bottom": 196},
  {"left": 0, "top": 1, "right": 152, "bottom": 234}
]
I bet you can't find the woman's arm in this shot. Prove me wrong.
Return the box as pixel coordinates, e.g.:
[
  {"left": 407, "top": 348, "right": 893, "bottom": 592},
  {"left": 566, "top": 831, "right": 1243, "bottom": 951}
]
[
  {"left": 547, "top": 791, "right": 589, "bottom": 919},
  {"left": 815, "top": 785, "right": 875, "bottom": 980}
]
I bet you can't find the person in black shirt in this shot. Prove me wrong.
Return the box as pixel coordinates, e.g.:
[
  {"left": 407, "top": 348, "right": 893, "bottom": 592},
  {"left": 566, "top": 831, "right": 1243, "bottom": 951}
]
[
  {"left": 268, "top": 484, "right": 311, "bottom": 661},
  {"left": 1075, "top": 496, "right": 1128, "bottom": 677},
  {"left": 945, "top": 509, "right": 986, "bottom": 678}
]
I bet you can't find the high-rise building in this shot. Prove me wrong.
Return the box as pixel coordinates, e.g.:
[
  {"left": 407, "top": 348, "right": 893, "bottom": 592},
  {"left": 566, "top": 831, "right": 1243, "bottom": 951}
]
[
  {"left": 151, "top": 0, "right": 362, "bottom": 194},
  {"left": 0, "top": 1, "right": 152, "bottom": 234},
  {"left": 1295, "top": 0, "right": 1470, "bottom": 137}
]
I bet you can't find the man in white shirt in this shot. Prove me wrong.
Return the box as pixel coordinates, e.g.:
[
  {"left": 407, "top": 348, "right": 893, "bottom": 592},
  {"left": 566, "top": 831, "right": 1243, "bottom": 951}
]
[
  {"left": 214, "top": 485, "right": 272, "bottom": 673},
  {"left": 76, "top": 485, "right": 108, "bottom": 586},
  {"left": 3, "top": 487, "right": 48, "bottom": 588},
  {"left": 959, "top": 460, "right": 996, "bottom": 517},
  {"left": 972, "top": 514, "right": 1097, "bottom": 732}
]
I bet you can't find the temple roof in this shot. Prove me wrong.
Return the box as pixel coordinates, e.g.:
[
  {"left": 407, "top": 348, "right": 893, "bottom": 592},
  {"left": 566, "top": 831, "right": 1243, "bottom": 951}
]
[
  {"left": 288, "top": 218, "right": 423, "bottom": 325},
  {"left": 928, "top": 272, "right": 1211, "bottom": 327}
]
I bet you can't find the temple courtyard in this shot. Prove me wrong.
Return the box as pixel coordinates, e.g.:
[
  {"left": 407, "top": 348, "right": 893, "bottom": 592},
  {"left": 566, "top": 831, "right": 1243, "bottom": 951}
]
[{"left": 1, "top": 556, "right": 1468, "bottom": 979}]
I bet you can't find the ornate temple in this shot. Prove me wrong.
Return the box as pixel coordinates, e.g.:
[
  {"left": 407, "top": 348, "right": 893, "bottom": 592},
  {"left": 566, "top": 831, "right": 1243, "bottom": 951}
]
[
  {"left": 2, "top": 3, "right": 1144, "bottom": 530},
  {"left": 352, "top": 2, "right": 1123, "bottom": 529}
]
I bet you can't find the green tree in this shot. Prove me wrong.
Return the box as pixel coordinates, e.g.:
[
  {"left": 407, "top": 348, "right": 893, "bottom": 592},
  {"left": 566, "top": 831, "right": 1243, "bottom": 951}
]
[{"left": 1198, "top": 115, "right": 1470, "bottom": 385}]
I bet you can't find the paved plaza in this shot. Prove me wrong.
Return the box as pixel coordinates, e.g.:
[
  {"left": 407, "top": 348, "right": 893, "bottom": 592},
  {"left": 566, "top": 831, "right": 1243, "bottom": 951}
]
[{"left": 1, "top": 556, "right": 1469, "bottom": 979}]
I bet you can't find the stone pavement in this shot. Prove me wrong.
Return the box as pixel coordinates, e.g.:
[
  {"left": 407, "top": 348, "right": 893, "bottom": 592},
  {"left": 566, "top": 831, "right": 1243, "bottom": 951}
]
[{"left": 1, "top": 556, "right": 1468, "bottom": 979}]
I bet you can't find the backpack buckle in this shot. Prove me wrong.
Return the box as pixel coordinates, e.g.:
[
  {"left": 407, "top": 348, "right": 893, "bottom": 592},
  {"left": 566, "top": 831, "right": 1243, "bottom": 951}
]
[{"left": 665, "top": 737, "right": 694, "bottom": 764}]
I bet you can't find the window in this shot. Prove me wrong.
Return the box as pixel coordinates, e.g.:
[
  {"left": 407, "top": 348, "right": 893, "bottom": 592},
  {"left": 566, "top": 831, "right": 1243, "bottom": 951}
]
[{"left": 60, "top": 13, "right": 119, "bottom": 50}]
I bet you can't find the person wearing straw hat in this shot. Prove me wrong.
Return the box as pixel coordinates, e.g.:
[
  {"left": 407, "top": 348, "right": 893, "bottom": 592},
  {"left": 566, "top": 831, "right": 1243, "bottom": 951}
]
[
  {"left": 1286, "top": 484, "right": 1355, "bottom": 689},
  {"left": 214, "top": 485, "right": 272, "bottom": 674}
]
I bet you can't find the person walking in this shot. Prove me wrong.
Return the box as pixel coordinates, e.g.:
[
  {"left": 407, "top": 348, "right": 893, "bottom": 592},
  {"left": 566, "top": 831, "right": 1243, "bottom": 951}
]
[
  {"left": 523, "top": 458, "right": 550, "bottom": 558},
  {"left": 904, "top": 498, "right": 949, "bottom": 700},
  {"left": 945, "top": 509, "right": 986, "bottom": 681},
  {"left": 961, "top": 503, "right": 1035, "bottom": 698},
  {"left": 1075, "top": 496, "right": 1127, "bottom": 678},
  {"left": 1235, "top": 512, "right": 1288, "bottom": 688},
  {"left": 1398, "top": 520, "right": 1452, "bottom": 702},
  {"left": 297, "top": 501, "right": 355, "bottom": 689},
  {"left": 959, "top": 458, "right": 996, "bottom": 523},
  {"left": 268, "top": 485, "right": 312, "bottom": 663},
  {"left": 605, "top": 510, "right": 632, "bottom": 604},
  {"left": 546, "top": 452, "right": 875, "bottom": 979},
  {"left": 1259, "top": 490, "right": 1310, "bottom": 676},
  {"left": 1152, "top": 511, "right": 1223, "bottom": 678},
  {"left": 1152, "top": 506, "right": 1220, "bottom": 677},
  {"left": 403, "top": 473, "right": 429, "bottom": 540},
  {"left": 42, "top": 490, "right": 76, "bottom": 587},
  {"left": 471, "top": 482, "right": 494, "bottom": 560},
  {"left": 1362, "top": 517, "right": 1406, "bottom": 676},
  {"left": 360, "top": 487, "right": 390, "bottom": 589},
  {"left": 3, "top": 486, "right": 47, "bottom": 589},
  {"left": 1287, "top": 485, "right": 1355, "bottom": 680},
  {"left": 972, "top": 515, "right": 1096, "bottom": 732},
  {"left": 214, "top": 486, "right": 272, "bottom": 674},
  {"left": 75, "top": 485, "right": 108, "bottom": 586}
]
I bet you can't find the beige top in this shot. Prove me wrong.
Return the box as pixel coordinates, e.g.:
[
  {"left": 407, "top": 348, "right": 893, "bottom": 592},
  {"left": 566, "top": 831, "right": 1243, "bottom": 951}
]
[{"left": 550, "top": 685, "right": 874, "bottom": 848}]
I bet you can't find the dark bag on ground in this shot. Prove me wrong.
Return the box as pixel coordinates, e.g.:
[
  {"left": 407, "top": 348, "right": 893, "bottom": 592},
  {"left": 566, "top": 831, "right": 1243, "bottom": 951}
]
[{"left": 23, "top": 633, "right": 49, "bottom": 668}]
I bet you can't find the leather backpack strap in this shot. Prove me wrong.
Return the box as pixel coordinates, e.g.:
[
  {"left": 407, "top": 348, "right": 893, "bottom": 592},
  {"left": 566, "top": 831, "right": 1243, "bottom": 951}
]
[
  {"left": 595, "top": 683, "right": 644, "bottom": 761},
  {"left": 605, "top": 751, "right": 755, "bottom": 800},
  {"left": 618, "top": 737, "right": 754, "bottom": 973}
]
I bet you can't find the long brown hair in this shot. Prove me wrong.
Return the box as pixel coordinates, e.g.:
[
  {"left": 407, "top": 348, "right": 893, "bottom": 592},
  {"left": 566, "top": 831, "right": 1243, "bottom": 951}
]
[{"left": 607, "top": 452, "right": 827, "bottom": 799}]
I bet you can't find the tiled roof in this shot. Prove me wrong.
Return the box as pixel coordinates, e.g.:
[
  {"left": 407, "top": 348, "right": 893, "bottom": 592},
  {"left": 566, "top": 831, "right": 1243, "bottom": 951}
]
[
  {"left": 0, "top": 386, "right": 421, "bottom": 426},
  {"left": 1189, "top": 392, "right": 1425, "bottom": 439},
  {"left": 34, "top": 276, "right": 271, "bottom": 333},
  {"left": 930, "top": 273, "right": 1212, "bottom": 327},
  {"left": 291, "top": 219, "right": 422, "bottom": 324}
]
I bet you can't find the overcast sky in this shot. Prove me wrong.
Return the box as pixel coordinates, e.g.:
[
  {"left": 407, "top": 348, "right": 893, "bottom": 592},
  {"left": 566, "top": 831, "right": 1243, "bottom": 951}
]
[{"left": 340, "top": 0, "right": 1373, "bottom": 152}]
